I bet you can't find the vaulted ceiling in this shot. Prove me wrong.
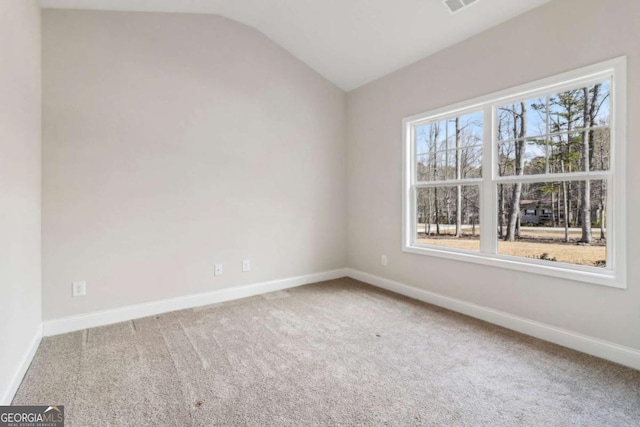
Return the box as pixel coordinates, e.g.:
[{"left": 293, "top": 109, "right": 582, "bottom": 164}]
[{"left": 38, "top": 0, "right": 551, "bottom": 91}]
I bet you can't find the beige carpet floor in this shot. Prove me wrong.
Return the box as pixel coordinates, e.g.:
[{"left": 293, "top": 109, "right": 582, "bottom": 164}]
[{"left": 13, "top": 278, "right": 640, "bottom": 426}]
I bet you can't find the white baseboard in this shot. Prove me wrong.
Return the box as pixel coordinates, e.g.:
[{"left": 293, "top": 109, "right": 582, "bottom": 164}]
[
  {"left": 346, "top": 268, "right": 640, "bottom": 371},
  {"left": 1, "top": 326, "right": 42, "bottom": 405},
  {"left": 43, "top": 268, "right": 348, "bottom": 337},
  {"left": 38, "top": 266, "right": 640, "bottom": 370}
]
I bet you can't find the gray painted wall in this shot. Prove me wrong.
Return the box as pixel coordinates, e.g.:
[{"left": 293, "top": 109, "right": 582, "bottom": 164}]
[
  {"left": 42, "top": 10, "right": 347, "bottom": 320},
  {"left": 0, "top": 0, "right": 42, "bottom": 402},
  {"left": 346, "top": 0, "right": 640, "bottom": 349}
]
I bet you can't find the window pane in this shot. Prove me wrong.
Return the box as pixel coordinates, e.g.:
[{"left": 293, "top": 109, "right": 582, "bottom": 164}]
[
  {"left": 445, "top": 149, "right": 456, "bottom": 180},
  {"left": 528, "top": 97, "right": 548, "bottom": 137},
  {"left": 500, "top": 129, "right": 610, "bottom": 176},
  {"left": 498, "top": 140, "right": 516, "bottom": 176},
  {"left": 524, "top": 139, "right": 548, "bottom": 174},
  {"left": 416, "top": 186, "right": 480, "bottom": 251},
  {"left": 498, "top": 138, "right": 547, "bottom": 176},
  {"left": 446, "top": 119, "right": 456, "bottom": 151},
  {"left": 498, "top": 98, "right": 546, "bottom": 140},
  {"left": 547, "top": 133, "right": 581, "bottom": 173},
  {"left": 590, "top": 127, "right": 610, "bottom": 171},
  {"left": 591, "top": 80, "right": 611, "bottom": 126},
  {"left": 549, "top": 88, "right": 585, "bottom": 131},
  {"left": 459, "top": 111, "right": 484, "bottom": 141},
  {"left": 416, "top": 154, "right": 430, "bottom": 181},
  {"left": 548, "top": 81, "right": 611, "bottom": 132},
  {"left": 461, "top": 144, "right": 483, "bottom": 178},
  {"left": 497, "top": 180, "right": 608, "bottom": 268},
  {"left": 497, "top": 81, "right": 611, "bottom": 177},
  {"left": 416, "top": 121, "right": 444, "bottom": 155},
  {"left": 415, "top": 151, "right": 448, "bottom": 181},
  {"left": 498, "top": 103, "right": 523, "bottom": 139},
  {"left": 547, "top": 131, "right": 610, "bottom": 173},
  {"left": 416, "top": 152, "right": 448, "bottom": 182},
  {"left": 415, "top": 111, "right": 483, "bottom": 182}
]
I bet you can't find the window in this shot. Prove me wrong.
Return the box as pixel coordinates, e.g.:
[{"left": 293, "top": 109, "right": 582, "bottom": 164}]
[{"left": 402, "top": 58, "right": 626, "bottom": 288}]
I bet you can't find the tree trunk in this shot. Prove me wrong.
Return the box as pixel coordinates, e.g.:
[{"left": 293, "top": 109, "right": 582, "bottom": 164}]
[
  {"left": 435, "top": 188, "right": 440, "bottom": 236},
  {"left": 427, "top": 196, "right": 432, "bottom": 236},
  {"left": 455, "top": 118, "right": 462, "bottom": 238},
  {"left": 498, "top": 184, "right": 504, "bottom": 238},
  {"left": 430, "top": 125, "right": 439, "bottom": 236},
  {"left": 561, "top": 161, "right": 569, "bottom": 242},
  {"left": 472, "top": 215, "right": 476, "bottom": 237},
  {"left": 497, "top": 119, "right": 504, "bottom": 239},
  {"left": 551, "top": 191, "right": 556, "bottom": 227},
  {"left": 568, "top": 180, "right": 573, "bottom": 227},
  {"left": 600, "top": 181, "right": 606, "bottom": 240},
  {"left": 600, "top": 142, "right": 606, "bottom": 241},
  {"left": 505, "top": 102, "right": 527, "bottom": 241},
  {"left": 588, "top": 84, "right": 601, "bottom": 170},
  {"left": 580, "top": 87, "right": 592, "bottom": 243},
  {"left": 446, "top": 190, "right": 452, "bottom": 228}
]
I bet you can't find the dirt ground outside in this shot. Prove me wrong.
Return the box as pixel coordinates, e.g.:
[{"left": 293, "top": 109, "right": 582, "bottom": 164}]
[{"left": 417, "top": 227, "right": 606, "bottom": 267}]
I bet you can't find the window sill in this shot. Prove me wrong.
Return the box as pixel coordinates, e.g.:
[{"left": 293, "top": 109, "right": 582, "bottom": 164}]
[{"left": 403, "top": 244, "right": 625, "bottom": 289}]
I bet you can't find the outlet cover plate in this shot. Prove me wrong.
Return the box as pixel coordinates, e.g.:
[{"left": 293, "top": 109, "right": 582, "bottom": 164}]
[
  {"left": 72, "top": 281, "right": 86, "bottom": 297},
  {"left": 214, "top": 264, "right": 223, "bottom": 276}
]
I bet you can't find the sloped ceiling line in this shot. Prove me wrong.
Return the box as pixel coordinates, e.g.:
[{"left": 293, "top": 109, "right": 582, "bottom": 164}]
[{"left": 38, "top": 0, "right": 551, "bottom": 91}]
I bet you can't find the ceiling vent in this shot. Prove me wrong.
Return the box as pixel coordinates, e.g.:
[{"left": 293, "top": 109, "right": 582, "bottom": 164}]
[{"left": 444, "top": 0, "right": 477, "bottom": 14}]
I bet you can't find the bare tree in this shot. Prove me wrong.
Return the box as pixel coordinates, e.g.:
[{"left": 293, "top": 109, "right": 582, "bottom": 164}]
[
  {"left": 430, "top": 123, "right": 441, "bottom": 235},
  {"left": 455, "top": 117, "right": 462, "bottom": 238},
  {"left": 504, "top": 102, "right": 527, "bottom": 241},
  {"left": 592, "top": 127, "right": 610, "bottom": 241},
  {"left": 561, "top": 160, "right": 570, "bottom": 242},
  {"left": 549, "top": 90, "right": 582, "bottom": 241},
  {"left": 417, "top": 114, "right": 482, "bottom": 241},
  {"left": 579, "top": 87, "right": 592, "bottom": 243},
  {"left": 496, "top": 115, "right": 514, "bottom": 238}
]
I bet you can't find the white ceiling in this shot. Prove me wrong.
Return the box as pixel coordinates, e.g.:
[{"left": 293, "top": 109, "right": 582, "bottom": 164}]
[{"left": 38, "top": 0, "right": 551, "bottom": 91}]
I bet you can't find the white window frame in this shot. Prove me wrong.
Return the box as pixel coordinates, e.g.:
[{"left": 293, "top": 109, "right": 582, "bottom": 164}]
[{"left": 402, "top": 57, "right": 627, "bottom": 289}]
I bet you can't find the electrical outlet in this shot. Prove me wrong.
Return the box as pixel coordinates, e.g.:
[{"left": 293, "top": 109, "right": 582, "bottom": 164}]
[
  {"left": 242, "top": 259, "right": 250, "bottom": 272},
  {"left": 72, "top": 281, "right": 86, "bottom": 297},
  {"left": 381, "top": 255, "right": 388, "bottom": 266},
  {"left": 214, "top": 264, "right": 223, "bottom": 276}
]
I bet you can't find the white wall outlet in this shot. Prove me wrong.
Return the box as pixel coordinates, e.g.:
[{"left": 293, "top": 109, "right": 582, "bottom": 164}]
[
  {"left": 72, "top": 281, "right": 86, "bottom": 297},
  {"left": 214, "top": 264, "right": 223, "bottom": 276},
  {"left": 381, "top": 255, "right": 388, "bottom": 266},
  {"left": 242, "top": 259, "right": 251, "bottom": 272}
]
